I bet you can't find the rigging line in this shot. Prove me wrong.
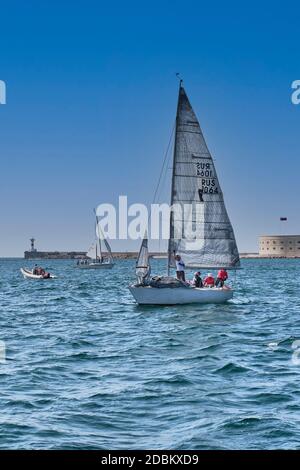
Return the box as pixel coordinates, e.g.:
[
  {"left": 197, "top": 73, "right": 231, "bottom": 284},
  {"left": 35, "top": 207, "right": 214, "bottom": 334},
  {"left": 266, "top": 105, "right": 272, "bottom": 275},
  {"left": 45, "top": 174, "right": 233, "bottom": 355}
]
[
  {"left": 156, "top": 152, "right": 173, "bottom": 207},
  {"left": 156, "top": 134, "right": 175, "bottom": 210},
  {"left": 150, "top": 122, "right": 175, "bottom": 254},
  {"left": 152, "top": 121, "right": 175, "bottom": 206}
]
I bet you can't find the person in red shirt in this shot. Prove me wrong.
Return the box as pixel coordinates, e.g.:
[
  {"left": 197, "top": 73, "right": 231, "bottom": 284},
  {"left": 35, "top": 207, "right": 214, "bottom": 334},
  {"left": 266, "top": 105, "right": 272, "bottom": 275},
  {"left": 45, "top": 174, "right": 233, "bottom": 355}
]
[
  {"left": 204, "top": 273, "right": 215, "bottom": 287},
  {"left": 215, "top": 269, "right": 228, "bottom": 287}
]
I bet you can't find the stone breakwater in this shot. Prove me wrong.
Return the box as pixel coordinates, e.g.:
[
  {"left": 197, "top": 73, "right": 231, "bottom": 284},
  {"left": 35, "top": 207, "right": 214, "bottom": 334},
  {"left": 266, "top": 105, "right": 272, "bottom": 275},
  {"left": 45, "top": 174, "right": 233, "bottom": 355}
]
[{"left": 24, "top": 251, "right": 263, "bottom": 260}]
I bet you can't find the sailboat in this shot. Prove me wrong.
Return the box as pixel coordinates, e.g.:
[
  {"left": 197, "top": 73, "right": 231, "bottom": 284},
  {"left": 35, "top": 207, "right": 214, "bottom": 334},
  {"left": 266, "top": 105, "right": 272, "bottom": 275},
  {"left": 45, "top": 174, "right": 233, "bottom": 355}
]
[
  {"left": 129, "top": 81, "right": 240, "bottom": 305},
  {"left": 76, "top": 211, "right": 115, "bottom": 269}
]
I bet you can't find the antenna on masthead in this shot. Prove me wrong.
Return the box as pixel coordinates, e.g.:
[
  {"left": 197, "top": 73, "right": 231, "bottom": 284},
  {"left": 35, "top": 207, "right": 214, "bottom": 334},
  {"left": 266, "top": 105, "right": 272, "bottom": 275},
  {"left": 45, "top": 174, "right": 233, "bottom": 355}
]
[{"left": 175, "top": 73, "right": 183, "bottom": 87}]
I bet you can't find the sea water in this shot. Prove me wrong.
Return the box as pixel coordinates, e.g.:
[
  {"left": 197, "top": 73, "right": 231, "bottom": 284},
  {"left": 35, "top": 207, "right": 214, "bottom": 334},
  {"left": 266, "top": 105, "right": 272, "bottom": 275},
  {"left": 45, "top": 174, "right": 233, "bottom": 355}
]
[{"left": 0, "top": 257, "right": 300, "bottom": 449}]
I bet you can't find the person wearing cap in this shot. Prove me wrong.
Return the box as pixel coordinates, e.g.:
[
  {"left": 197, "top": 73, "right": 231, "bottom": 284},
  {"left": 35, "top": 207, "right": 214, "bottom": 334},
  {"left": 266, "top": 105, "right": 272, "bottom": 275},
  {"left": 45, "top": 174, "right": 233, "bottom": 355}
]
[
  {"left": 192, "top": 271, "right": 203, "bottom": 288},
  {"left": 174, "top": 254, "right": 186, "bottom": 282},
  {"left": 204, "top": 273, "right": 215, "bottom": 287}
]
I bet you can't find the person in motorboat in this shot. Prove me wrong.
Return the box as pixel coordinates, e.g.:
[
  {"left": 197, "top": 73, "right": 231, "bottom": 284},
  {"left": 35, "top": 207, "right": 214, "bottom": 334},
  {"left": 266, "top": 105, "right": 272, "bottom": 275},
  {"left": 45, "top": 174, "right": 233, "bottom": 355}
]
[
  {"left": 192, "top": 271, "right": 203, "bottom": 288},
  {"left": 35, "top": 266, "right": 43, "bottom": 275},
  {"left": 32, "top": 265, "right": 50, "bottom": 278},
  {"left": 174, "top": 254, "right": 186, "bottom": 282},
  {"left": 33, "top": 264, "right": 38, "bottom": 275},
  {"left": 204, "top": 273, "right": 215, "bottom": 287},
  {"left": 39, "top": 268, "right": 50, "bottom": 278},
  {"left": 215, "top": 268, "right": 228, "bottom": 287}
]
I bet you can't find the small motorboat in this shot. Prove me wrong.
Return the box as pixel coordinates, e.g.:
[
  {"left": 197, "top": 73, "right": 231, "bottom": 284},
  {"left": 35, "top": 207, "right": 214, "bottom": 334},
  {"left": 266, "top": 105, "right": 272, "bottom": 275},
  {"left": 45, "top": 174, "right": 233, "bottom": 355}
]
[{"left": 20, "top": 268, "right": 56, "bottom": 279}]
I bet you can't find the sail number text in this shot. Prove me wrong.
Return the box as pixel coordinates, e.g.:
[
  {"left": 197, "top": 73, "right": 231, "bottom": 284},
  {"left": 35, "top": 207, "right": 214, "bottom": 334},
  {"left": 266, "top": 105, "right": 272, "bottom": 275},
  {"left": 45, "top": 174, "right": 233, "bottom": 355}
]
[{"left": 196, "top": 162, "right": 219, "bottom": 194}]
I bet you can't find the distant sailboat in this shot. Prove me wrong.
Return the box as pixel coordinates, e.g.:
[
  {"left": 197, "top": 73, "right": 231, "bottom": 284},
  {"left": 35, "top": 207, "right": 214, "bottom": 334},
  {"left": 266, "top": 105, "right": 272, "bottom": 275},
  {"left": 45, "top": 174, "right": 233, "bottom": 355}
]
[
  {"left": 77, "top": 211, "right": 114, "bottom": 269},
  {"left": 135, "top": 233, "right": 151, "bottom": 284},
  {"left": 129, "top": 82, "right": 240, "bottom": 304}
]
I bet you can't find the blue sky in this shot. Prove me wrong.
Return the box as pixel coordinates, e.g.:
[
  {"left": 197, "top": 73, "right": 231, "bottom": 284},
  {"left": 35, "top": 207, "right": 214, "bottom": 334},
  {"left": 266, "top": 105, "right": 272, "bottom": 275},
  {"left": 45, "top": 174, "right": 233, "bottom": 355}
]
[{"left": 0, "top": 0, "right": 299, "bottom": 256}]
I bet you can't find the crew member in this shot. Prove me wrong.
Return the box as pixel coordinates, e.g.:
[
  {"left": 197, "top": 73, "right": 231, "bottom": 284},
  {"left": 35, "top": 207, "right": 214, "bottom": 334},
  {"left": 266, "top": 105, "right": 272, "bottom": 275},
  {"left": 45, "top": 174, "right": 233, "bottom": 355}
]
[
  {"left": 175, "top": 254, "right": 186, "bottom": 282},
  {"left": 204, "top": 273, "right": 215, "bottom": 287},
  {"left": 215, "top": 268, "right": 228, "bottom": 287},
  {"left": 192, "top": 271, "right": 203, "bottom": 288}
]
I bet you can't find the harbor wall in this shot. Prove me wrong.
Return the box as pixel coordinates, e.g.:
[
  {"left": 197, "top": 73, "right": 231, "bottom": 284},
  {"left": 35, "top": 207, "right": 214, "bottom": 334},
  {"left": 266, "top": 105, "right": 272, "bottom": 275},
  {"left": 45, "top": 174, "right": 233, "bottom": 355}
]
[{"left": 24, "top": 251, "right": 87, "bottom": 260}]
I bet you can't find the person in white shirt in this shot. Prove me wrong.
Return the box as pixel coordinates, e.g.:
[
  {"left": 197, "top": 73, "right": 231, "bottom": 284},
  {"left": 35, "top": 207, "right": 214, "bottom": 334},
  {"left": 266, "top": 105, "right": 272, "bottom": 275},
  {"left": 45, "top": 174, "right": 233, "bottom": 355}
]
[{"left": 175, "top": 254, "right": 186, "bottom": 282}]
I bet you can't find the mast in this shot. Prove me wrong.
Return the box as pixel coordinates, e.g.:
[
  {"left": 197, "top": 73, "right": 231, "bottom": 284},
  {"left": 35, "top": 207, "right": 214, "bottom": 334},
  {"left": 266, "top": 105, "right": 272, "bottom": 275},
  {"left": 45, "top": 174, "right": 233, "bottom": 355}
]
[
  {"left": 95, "top": 210, "right": 102, "bottom": 260},
  {"left": 98, "top": 227, "right": 102, "bottom": 260},
  {"left": 167, "top": 79, "right": 182, "bottom": 276}
]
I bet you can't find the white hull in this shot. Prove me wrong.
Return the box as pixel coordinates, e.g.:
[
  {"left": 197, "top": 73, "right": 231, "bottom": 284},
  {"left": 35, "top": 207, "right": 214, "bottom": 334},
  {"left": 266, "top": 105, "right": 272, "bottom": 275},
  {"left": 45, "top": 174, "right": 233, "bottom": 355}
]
[
  {"left": 21, "top": 268, "right": 55, "bottom": 280},
  {"left": 129, "top": 285, "right": 233, "bottom": 305},
  {"left": 76, "top": 262, "right": 114, "bottom": 270}
]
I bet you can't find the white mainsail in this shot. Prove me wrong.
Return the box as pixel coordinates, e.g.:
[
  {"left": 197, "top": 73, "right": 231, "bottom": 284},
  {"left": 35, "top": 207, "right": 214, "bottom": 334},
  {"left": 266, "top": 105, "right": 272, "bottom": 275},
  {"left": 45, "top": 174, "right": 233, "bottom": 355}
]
[
  {"left": 85, "top": 212, "right": 114, "bottom": 263},
  {"left": 97, "top": 221, "right": 114, "bottom": 263},
  {"left": 168, "top": 83, "right": 240, "bottom": 270},
  {"left": 86, "top": 241, "right": 98, "bottom": 260},
  {"left": 136, "top": 233, "right": 150, "bottom": 284}
]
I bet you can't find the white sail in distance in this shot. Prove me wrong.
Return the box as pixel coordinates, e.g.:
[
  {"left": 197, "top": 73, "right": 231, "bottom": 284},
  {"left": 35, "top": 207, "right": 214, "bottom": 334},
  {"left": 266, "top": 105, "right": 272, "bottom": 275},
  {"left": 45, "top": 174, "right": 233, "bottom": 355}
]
[
  {"left": 86, "top": 213, "right": 101, "bottom": 260},
  {"left": 86, "top": 241, "right": 97, "bottom": 260},
  {"left": 95, "top": 213, "right": 114, "bottom": 263},
  {"left": 168, "top": 83, "right": 240, "bottom": 270},
  {"left": 97, "top": 222, "right": 114, "bottom": 263}
]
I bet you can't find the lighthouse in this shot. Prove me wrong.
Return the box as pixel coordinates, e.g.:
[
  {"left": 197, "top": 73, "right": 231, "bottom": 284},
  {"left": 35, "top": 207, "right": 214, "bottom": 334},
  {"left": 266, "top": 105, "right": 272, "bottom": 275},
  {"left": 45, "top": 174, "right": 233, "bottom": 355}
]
[{"left": 30, "top": 238, "right": 37, "bottom": 253}]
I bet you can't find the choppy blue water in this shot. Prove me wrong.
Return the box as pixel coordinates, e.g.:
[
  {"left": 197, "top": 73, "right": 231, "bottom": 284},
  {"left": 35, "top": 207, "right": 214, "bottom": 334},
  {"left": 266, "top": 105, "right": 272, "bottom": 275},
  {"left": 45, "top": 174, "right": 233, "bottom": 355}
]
[{"left": 0, "top": 258, "right": 300, "bottom": 449}]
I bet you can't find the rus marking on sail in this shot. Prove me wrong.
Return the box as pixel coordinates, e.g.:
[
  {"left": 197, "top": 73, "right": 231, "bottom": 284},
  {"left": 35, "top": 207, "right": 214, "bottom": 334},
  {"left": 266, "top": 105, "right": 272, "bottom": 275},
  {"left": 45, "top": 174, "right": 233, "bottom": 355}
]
[{"left": 195, "top": 159, "right": 219, "bottom": 195}]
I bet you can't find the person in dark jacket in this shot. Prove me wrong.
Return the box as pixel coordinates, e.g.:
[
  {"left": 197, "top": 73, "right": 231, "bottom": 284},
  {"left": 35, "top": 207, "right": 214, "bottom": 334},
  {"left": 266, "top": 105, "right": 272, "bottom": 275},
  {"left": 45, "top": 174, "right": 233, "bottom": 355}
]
[{"left": 192, "top": 271, "right": 203, "bottom": 288}]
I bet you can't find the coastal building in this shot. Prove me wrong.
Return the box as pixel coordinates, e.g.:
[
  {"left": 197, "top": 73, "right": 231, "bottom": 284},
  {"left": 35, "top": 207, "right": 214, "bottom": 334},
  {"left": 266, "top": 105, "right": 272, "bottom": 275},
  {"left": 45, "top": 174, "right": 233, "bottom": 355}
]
[{"left": 259, "top": 235, "right": 300, "bottom": 258}]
